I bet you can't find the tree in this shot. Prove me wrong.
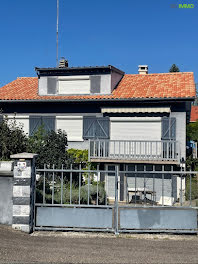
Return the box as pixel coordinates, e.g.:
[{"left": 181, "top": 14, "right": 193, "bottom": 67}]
[
  {"left": 27, "top": 126, "right": 68, "bottom": 168},
  {"left": 187, "top": 121, "right": 198, "bottom": 142},
  {"left": 0, "top": 117, "right": 28, "bottom": 160},
  {"left": 169, "top": 64, "right": 180, "bottom": 72}
]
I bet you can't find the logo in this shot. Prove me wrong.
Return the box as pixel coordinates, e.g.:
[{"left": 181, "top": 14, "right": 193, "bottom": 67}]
[{"left": 171, "top": 3, "right": 195, "bottom": 8}]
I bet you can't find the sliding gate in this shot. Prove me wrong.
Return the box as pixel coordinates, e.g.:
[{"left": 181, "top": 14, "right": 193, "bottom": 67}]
[
  {"left": 34, "top": 165, "right": 198, "bottom": 233},
  {"left": 34, "top": 165, "right": 117, "bottom": 232}
]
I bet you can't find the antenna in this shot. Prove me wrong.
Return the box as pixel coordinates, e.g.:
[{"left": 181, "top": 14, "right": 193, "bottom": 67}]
[{"left": 56, "top": 0, "right": 59, "bottom": 67}]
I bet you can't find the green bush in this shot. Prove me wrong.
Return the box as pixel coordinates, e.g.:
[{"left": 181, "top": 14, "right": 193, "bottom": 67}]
[
  {"left": 36, "top": 180, "right": 107, "bottom": 205},
  {"left": 66, "top": 148, "right": 88, "bottom": 164},
  {"left": 187, "top": 121, "right": 198, "bottom": 142},
  {"left": 27, "top": 126, "right": 68, "bottom": 168},
  {"left": 185, "top": 175, "right": 198, "bottom": 200},
  {"left": 0, "top": 116, "right": 28, "bottom": 160}
]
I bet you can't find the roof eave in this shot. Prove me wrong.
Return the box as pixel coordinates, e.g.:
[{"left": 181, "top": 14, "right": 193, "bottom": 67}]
[{"left": 0, "top": 97, "right": 195, "bottom": 103}]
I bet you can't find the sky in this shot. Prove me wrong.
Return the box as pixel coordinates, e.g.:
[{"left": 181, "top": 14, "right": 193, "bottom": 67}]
[{"left": 0, "top": 0, "right": 198, "bottom": 87}]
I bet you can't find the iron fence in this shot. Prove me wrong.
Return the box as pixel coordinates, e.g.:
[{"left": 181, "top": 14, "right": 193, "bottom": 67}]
[{"left": 34, "top": 164, "right": 198, "bottom": 233}]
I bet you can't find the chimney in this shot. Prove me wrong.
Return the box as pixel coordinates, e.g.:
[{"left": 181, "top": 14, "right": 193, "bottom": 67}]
[
  {"left": 59, "top": 57, "right": 68, "bottom": 68},
  {"left": 138, "top": 65, "right": 148, "bottom": 75}
]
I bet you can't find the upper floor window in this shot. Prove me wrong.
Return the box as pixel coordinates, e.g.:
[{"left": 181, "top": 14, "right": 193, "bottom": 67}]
[
  {"left": 161, "top": 117, "right": 176, "bottom": 140},
  {"left": 83, "top": 117, "right": 110, "bottom": 139},
  {"left": 29, "top": 116, "right": 55, "bottom": 136}
]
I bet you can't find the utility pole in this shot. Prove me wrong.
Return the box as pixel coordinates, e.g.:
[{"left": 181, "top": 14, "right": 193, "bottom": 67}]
[{"left": 56, "top": 0, "right": 59, "bottom": 67}]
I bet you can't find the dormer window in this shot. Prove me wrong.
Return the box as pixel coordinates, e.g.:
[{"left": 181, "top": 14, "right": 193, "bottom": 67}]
[
  {"left": 58, "top": 76, "right": 90, "bottom": 95},
  {"left": 36, "top": 65, "right": 124, "bottom": 96}
]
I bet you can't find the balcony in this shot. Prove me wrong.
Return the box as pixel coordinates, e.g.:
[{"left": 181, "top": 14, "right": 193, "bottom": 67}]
[{"left": 89, "top": 140, "right": 180, "bottom": 164}]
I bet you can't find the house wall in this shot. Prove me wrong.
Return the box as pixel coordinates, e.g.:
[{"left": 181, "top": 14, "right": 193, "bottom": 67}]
[
  {"left": 111, "top": 70, "right": 124, "bottom": 92},
  {"left": 0, "top": 162, "right": 13, "bottom": 225},
  {"left": 7, "top": 115, "right": 29, "bottom": 136},
  {"left": 1, "top": 102, "right": 188, "bottom": 162},
  {"left": 0, "top": 176, "right": 13, "bottom": 225},
  {"left": 171, "top": 112, "right": 186, "bottom": 160}
]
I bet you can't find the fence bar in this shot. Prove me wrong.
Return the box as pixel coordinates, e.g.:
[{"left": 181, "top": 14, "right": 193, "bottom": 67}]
[
  {"left": 43, "top": 164, "right": 46, "bottom": 204},
  {"left": 114, "top": 165, "right": 119, "bottom": 234},
  {"left": 180, "top": 174, "right": 183, "bottom": 206},
  {"left": 52, "top": 164, "right": 55, "bottom": 205},
  {"left": 70, "top": 164, "right": 72, "bottom": 205},
  {"left": 162, "top": 165, "right": 164, "bottom": 206},
  {"left": 143, "top": 165, "right": 146, "bottom": 205},
  {"left": 171, "top": 165, "right": 173, "bottom": 206},
  {"left": 93, "top": 141, "right": 95, "bottom": 158},
  {"left": 88, "top": 165, "right": 90, "bottom": 205},
  {"left": 190, "top": 171, "right": 192, "bottom": 207},
  {"left": 153, "top": 165, "right": 155, "bottom": 206},
  {"left": 106, "top": 168, "right": 108, "bottom": 206},
  {"left": 129, "top": 141, "right": 131, "bottom": 158},
  {"left": 61, "top": 164, "right": 63, "bottom": 204},
  {"left": 97, "top": 164, "right": 99, "bottom": 206},
  {"left": 135, "top": 165, "right": 137, "bottom": 205},
  {"left": 79, "top": 164, "right": 81, "bottom": 205},
  {"left": 36, "top": 168, "right": 198, "bottom": 175}
]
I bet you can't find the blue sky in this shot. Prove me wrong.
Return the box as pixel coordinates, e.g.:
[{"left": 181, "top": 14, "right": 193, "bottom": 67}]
[{"left": 0, "top": 0, "right": 198, "bottom": 87}]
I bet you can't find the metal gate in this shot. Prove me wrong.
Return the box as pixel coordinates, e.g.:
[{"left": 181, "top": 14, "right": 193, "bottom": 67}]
[{"left": 34, "top": 164, "right": 198, "bottom": 233}]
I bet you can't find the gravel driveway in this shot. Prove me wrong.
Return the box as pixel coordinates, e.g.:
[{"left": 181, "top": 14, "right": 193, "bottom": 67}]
[{"left": 0, "top": 225, "right": 198, "bottom": 264}]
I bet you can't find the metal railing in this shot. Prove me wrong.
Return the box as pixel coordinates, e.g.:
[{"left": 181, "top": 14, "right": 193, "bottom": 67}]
[
  {"left": 35, "top": 164, "right": 196, "bottom": 208},
  {"left": 89, "top": 139, "right": 180, "bottom": 162}
]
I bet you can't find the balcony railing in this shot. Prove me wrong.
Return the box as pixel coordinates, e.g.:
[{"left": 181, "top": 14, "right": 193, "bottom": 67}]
[{"left": 89, "top": 140, "right": 180, "bottom": 162}]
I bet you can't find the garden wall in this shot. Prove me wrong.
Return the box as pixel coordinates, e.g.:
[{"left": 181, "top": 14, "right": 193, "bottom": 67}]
[{"left": 0, "top": 162, "right": 13, "bottom": 225}]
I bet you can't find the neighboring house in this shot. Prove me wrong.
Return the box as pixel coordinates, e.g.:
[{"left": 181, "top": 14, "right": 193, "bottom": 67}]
[
  {"left": 0, "top": 61, "right": 196, "bottom": 205},
  {"left": 190, "top": 105, "right": 198, "bottom": 122},
  {"left": 188, "top": 105, "right": 198, "bottom": 158}
]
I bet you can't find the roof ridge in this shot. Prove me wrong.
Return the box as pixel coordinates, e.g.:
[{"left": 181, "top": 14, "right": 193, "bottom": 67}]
[
  {"left": 125, "top": 72, "right": 193, "bottom": 76},
  {"left": 17, "top": 77, "right": 37, "bottom": 79}
]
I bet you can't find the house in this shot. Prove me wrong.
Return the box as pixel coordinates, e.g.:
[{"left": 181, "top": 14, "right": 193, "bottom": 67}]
[
  {"left": 0, "top": 60, "right": 196, "bottom": 205},
  {"left": 190, "top": 105, "right": 198, "bottom": 122},
  {"left": 188, "top": 105, "right": 198, "bottom": 158}
]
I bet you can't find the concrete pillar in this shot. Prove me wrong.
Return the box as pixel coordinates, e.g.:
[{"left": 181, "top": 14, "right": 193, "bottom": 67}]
[{"left": 10, "top": 152, "right": 37, "bottom": 233}]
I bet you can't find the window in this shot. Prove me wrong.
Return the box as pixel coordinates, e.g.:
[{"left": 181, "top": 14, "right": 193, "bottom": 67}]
[
  {"left": 29, "top": 116, "right": 55, "bottom": 136},
  {"left": 161, "top": 117, "right": 176, "bottom": 140},
  {"left": 83, "top": 117, "right": 110, "bottom": 139}
]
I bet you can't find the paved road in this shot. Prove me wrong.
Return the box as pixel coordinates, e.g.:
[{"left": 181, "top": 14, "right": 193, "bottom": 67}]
[{"left": 0, "top": 225, "right": 198, "bottom": 264}]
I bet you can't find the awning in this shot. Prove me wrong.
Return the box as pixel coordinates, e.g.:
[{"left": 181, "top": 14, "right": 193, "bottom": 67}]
[{"left": 101, "top": 107, "right": 170, "bottom": 114}]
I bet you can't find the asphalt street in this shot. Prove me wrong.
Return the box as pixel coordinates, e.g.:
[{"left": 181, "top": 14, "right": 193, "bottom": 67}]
[{"left": 0, "top": 225, "right": 198, "bottom": 264}]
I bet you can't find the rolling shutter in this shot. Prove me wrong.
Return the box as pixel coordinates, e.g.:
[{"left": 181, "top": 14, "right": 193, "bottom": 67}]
[
  {"left": 29, "top": 116, "right": 55, "bottom": 136},
  {"left": 162, "top": 117, "right": 176, "bottom": 140},
  {"left": 83, "top": 117, "right": 109, "bottom": 139}
]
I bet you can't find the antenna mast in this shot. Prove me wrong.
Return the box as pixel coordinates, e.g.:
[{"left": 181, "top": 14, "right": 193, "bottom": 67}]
[{"left": 56, "top": 0, "right": 59, "bottom": 67}]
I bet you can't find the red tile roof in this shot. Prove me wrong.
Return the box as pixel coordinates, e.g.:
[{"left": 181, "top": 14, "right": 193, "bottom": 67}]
[
  {"left": 0, "top": 72, "right": 195, "bottom": 101},
  {"left": 190, "top": 106, "right": 198, "bottom": 122}
]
